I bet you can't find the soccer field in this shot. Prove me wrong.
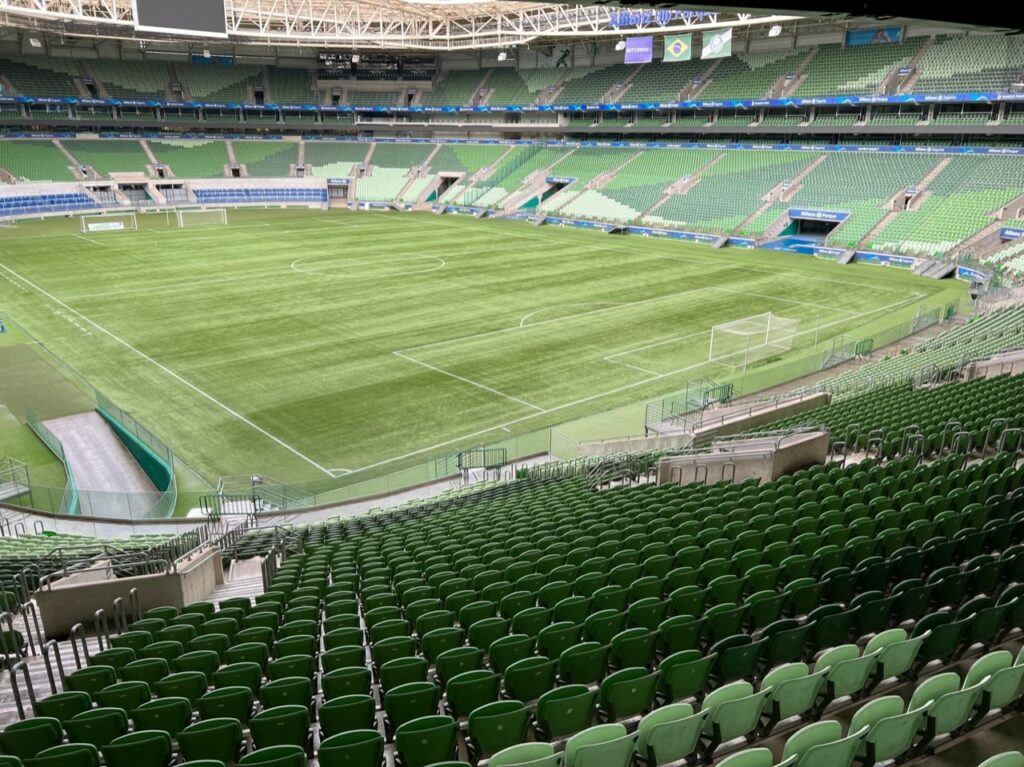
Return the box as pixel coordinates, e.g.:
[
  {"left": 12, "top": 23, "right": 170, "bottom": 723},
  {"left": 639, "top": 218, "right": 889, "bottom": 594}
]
[{"left": 0, "top": 208, "right": 965, "bottom": 491}]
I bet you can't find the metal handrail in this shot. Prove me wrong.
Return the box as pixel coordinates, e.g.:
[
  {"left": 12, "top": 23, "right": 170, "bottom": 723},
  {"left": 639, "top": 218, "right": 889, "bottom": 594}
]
[
  {"left": 41, "top": 640, "right": 64, "bottom": 694},
  {"left": 9, "top": 660, "right": 36, "bottom": 719},
  {"left": 39, "top": 557, "right": 173, "bottom": 590},
  {"left": 68, "top": 623, "right": 90, "bottom": 670}
]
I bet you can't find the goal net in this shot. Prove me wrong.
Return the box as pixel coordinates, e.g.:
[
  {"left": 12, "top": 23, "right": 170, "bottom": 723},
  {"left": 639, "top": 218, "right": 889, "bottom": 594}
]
[
  {"left": 177, "top": 208, "right": 228, "bottom": 228},
  {"left": 709, "top": 313, "right": 800, "bottom": 370},
  {"left": 80, "top": 213, "right": 137, "bottom": 233}
]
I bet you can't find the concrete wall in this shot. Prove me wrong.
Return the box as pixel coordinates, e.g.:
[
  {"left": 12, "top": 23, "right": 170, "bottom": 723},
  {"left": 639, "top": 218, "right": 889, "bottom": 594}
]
[
  {"left": 690, "top": 392, "right": 832, "bottom": 444},
  {"left": 965, "top": 352, "right": 1024, "bottom": 379},
  {"left": 0, "top": 503, "right": 209, "bottom": 537},
  {"left": 35, "top": 549, "right": 223, "bottom": 639},
  {"left": 656, "top": 431, "right": 828, "bottom": 487}
]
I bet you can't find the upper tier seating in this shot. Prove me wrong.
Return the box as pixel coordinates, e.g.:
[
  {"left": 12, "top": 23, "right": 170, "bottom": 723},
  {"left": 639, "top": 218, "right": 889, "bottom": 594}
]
[
  {"left": 87, "top": 60, "right": 171, "bottom": 99},
  {"left": 305, "top": 142, "right": 371, "bottom": 180},
  {"left": 484, "top": 69, "right": 531, "bottom": 105},
  {"left": 624, "top": 60, "right": 712, "bottom": 103},
  {"left": 697, "top": 50, "right": 809, "bottom": 100},
  {"left": 0, "top": 55, "right": 79, "bottom": 97},
  {"left": 422, "top": 71, "right": 486, "bottom": 106},
  {"left": 63, "top": 140, "right": 153, "bottom": 178},
  {"left": 148, "top": 140, "right": 230, "bottom": 178},
  {"left": 178, "top": 64, "right": 262, "bottom": 102},
  {"left": 552, "top": 64, "right": 634, "bottom": 104},
  {"left": 915, "top": 35, "right": 1024, "bottom": 93},
  {"left": 232, "top": 141, "right": 299, "bottom": 177},
  {"left": 268, "top": 68, "right": 315, "bottom": 104},
  {"left": 794, "top": 39, "right": 924, "bottom": 97}
]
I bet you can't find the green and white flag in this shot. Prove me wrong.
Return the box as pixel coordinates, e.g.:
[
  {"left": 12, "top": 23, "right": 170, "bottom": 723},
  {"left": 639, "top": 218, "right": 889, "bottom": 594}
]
[
  {"left": 662, "top": 34, "right": 692, "bottom": 62},
  {"left": 701, "top": 28, "right": 733, "bottom": 59}
]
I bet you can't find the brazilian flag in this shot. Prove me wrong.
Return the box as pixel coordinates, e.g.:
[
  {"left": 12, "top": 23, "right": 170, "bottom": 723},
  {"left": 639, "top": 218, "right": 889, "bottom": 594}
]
[{"left": 663, "top": 34, "right": 692, "bottom": 62}]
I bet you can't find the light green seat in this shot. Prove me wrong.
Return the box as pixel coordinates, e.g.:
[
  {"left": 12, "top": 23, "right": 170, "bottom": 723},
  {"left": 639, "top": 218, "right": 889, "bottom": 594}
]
[
  {"left": 979, "top": 753, "right": 1024, "bottom": 767},
  {"left": 909, "top": 672, "right": 986, "bottom": 743},
  {"left": 814, "top": 645, "right": 878, "bottom": 705},
  {"left": 864, "top": 629, "right": 925, "bottom": 687},
  {"left": 849, "top": 696, "right": 927, "bottom": 765},
  {"left": 634, "top": 703, "right": 707, "bottom": 766},
  {"left": 563, "top": 723, "right": 634, "bottom": 767},
  {"left": 781, "top": 720, "right": 867, "bottom": 767},
  {"left": 715, "top": 748, "right": 795, "bottom": 767},
  {"left": 700, "top": 681, "right": 773, "bottom": 761},
  {"left": 965, "top": 650, "right": 1024, "bottom": 712},
  {"left": 761, "top": 663, "right": 827, "bottom": 729},
  {"left": 489, "top": 743, "right": 558, "bottom": 767}
]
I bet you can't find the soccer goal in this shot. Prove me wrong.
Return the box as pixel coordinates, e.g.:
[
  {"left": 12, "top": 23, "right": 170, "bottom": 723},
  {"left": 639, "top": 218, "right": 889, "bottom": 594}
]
[
  {"left": 80, "top": 213, "right": 137, "bottom": 233},
  {"left": 176, "top": 208, "right": 228, "bottom": 228},
  {"left": 709, "top": 312, "right": 801, "bottom": 370}
]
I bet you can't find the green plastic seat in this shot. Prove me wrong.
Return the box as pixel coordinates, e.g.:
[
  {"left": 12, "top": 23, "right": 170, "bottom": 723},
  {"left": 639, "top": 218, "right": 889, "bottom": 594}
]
[
  {"left": 609, "top": 628, "right": 657, "bottom": 670},
  {"left": 94, "top": 681, "right": 150, "bottom": 712},
  {"left": 237, "top": 745, "right": 306, "bottom": 767},
  {"left": 174, "top": 650, "right": 220, "bottom": 679},
  {"left": 269, "top": 654, "right": 315, "bottom": 681},
  {"left": 394, "top": 716, "right": 457, "bottom": 767},
  {"left": 598, "top": 668, "right": 659, "bottom": 722},
  {"left": 978, "top": 754, "right": 1024, "bottom": 767},
  {"left": 700, "top": 681, "right": 772, "bottom": 762},
  {"left": 212, "top": 662, "right": 262, "bottom": 694},
  {"left": 384, "top": 682, "right": 441, "bottom": 736},
  {"left": 249, "top": 705, "right": 310, "bottom": 750},
  {"left": 65, "top": 666, "right": 117, "bottom": 697},
  {"left": 101, "top": 730, "right": 173, "bottom": 767},
  {"left": 657, "top": 651, "right": 715, "bottom": 703},
  {"left": 864, "top": 629, "right": 925, "bottom": 688},
  {"left": 849, "top": 696, "right": 927, "bottom": 765},
  {"left": 380, "top": 657, "right": 428, "bottom": 694},
  {"left": 0, "top": 718, "right": 63, "bottom": 760},
  {"left": 318, "top": 730, "right": 384, "bottom": 767},
  {"left": 32, "top": 692, "right": 92, "bottom": 724},
  {"left": 154, "top": 671, "right": 207, "bottom": 706},
  {"left": 445, "top": 669, "right": 499, "bottom": 719},
  {"left": 761, "top": 663, "right": 827, "bottom": 730},
  {"left": 534, "top": 685, "right": 598, "bottom": 740},
  {"left": 563, "top": 723, "right": 634, "bottom": 767},
  {"left": 781, "top": 720, "right": 867, "bottom": 767},
  {"left": 814, "top": 645, "right": 878, "bottom": 707},
  {"left": 131, "top": 697, "right": 192, "bottom": 738},
  {"left": 24, "top": 743, "right": 100, "bottom": 767},
  {"left": 319, "top": 695, "right": 377, "bottom": 739},
  {"left": 502, "top": 657, "right": 557, "bottom": 704},
  {"left": 466, "top": 700, "right": 529, "bottom": 761},
  {"left": 488, "top": 635, "right": 535, "bottom": 675},
  {"left": 909, "top": 672, "right": 986, "bottom": 744},
  {"left": 634, "top": 703, "right": 707, "bottom": 767},
  {"left": 63, "top": 708, "right": 129, "bottom": 749},
  {"left": 558, "top": 642, "right": 609, "bottom": 686},
  {"left": 716, "top": 748, "right": 789, "bottom": 767},
  {"left": 323, "top": 666, "right": 373, "bottom": 700},
  {"left": 259, "top": 676, "right": 314, "bottom": 709},
  {"left": 435, "top": 646, "right": 484, "bottom": 687},
  {"left": 197, "top": 685, "right": 254, "bottom": 724},
  {"left": 178, "top": 719, "right": 243, "bottom": 764},
  {"left": 490, "top": 743, "right": 557, "bottom": 767}
]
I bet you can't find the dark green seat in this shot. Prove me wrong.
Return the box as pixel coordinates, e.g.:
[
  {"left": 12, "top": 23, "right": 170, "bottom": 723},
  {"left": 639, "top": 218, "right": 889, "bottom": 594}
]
[
  {"left": 174, "top": 651, "right": 220, "bottom": 679},
  {"left": 466, "top": 700, "right": 529, "bottom": 762},
  {"left": 322, "top": 666, "right": 373, "bottom": 700},
  {"left": 237, "top": 745, "right": 306, "bottom": 767},
  {"left": 380, "top": 657, "right": 428, "bottom": 694},
  {"left": 259, "top": 676, "right": 314, "bottom": 710},
  {"left": 65, "top": 666, "right": 117, "bottom": 697},
  {"left": 178, "top": 719, "right": 243, "bottom": 764},
  {"left": 317, "top": 731, "right": 384, "bottom": 767},
  {"left": 94, "top": 681, "right": 150, "bottom": 712},
  {"left": 249, "top": 705, "right": 310, "bottom": 751},
  {"left": 0, "top": 718, "right": 63, "bottom": 760},
  {"left": 63, "top": 708, "right": 129, "bottom": 749},
  {"left": 32, "top": 692, "right": 92, "bottom": 724},
  {"left": 269, "top": 654, "right": 315, "bottom": 681},
  {"left": 445, "top": 670, "right": 499, "bottom": 719},
  {"left": 502, "top": 657, "right": 557, "bottom": 704},
  {"left": 657, "top": 651, "right": 716, "bottom": 703},
  {"left": 384, "top": 682, "right": 441, "bottom": 737},
  {"left": 558, "top": 642, "right": 609, "bottom": 686},
  {"left": 534, "top": 685, "right": 597, "bottom": 740},
  {"left": 394, "top": 716, "right": 457, "bottom": 767},
  {"left": 212, "top": 662, "right": 262, "bottom": 694},
  {"left": 101, "top": 730, "right": 173, "bottom": 767},
  {"left": 598, "top": 668, "right": 659, "bottom": 722},
  {"left": 197, "top": 686, "right": 254, "bottom": 724},
  {"left": 131, "top": 697, "right": 192, "bottom": 738},
  {"left": 319, "top": 695, "right": 376, "bottom": 739},
  {"left": 154, "top": 671, "right": 207, "bottom": 706},
  {"left": 25, "top": 743, "right": 100, "bottom": 767}
]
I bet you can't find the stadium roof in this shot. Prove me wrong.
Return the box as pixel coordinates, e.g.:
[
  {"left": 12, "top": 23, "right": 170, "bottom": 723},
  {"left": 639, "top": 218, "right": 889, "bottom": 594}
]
[{"left": 0, "top": 0, "right": 803, "bottom": 50}]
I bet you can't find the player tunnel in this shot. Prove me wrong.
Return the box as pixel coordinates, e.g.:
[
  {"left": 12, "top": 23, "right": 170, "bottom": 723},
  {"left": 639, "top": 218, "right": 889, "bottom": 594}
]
[{"left": 780, "top": 208, "right": 851, "bottom": 241}]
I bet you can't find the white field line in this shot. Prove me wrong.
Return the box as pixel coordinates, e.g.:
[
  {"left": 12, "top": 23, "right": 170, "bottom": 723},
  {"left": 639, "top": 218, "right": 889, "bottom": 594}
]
[
  {"left": 73, "top": 234, "right": 107, "bottom": 247},
  {"left": 393, "top": 350, "right": 545, "bottom": 413},
  {"left": 353, "top": 291, "right": 924, "bottom": 475},
  {"left": 0, "top": 262, "right": 335, "bottom": 478}
]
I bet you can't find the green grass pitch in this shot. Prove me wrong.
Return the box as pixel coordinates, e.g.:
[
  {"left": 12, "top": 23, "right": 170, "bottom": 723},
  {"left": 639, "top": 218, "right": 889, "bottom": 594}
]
[{"left": 0, "top": 208, "right": 965, "bottom": 494}]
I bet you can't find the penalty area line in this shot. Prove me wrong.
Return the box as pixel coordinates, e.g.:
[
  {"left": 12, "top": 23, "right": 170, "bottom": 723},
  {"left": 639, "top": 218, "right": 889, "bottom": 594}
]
[
  {"left": 0, "top": 261, "right": 336, "bottom": 479},
  {"left": 393, "top": 350, "right": 545, "bottom": 413}
]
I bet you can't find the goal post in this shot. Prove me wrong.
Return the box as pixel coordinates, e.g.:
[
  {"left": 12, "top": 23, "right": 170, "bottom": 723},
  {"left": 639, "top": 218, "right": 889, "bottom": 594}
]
[
  {"left": 709, "top": 312, "right": 801, "bottom": 371},
  {"left": 80, "top": 213, "right": 137, "bottom": 233},
  {"left": 176, "top": 208, "right": 228, "bottom": 228}
]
